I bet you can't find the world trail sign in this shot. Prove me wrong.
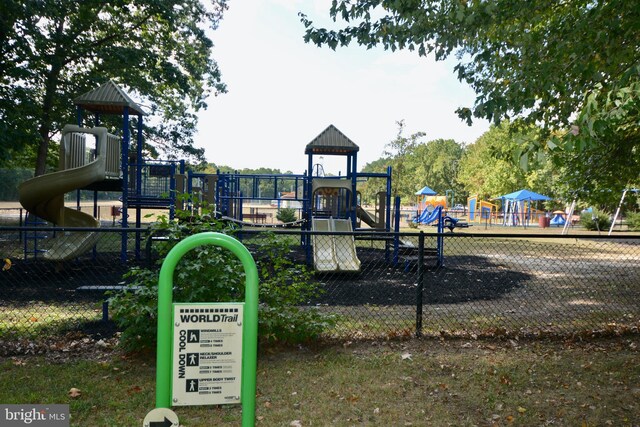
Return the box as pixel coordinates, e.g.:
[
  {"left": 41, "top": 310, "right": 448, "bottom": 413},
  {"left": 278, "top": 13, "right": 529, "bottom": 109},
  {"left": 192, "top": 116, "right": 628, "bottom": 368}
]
[
  {"left": 171, "top": 303, "right": 244, "bottom": 406},
  {"left": 149, "top": 232, "right": 258, "bottom": 427}
]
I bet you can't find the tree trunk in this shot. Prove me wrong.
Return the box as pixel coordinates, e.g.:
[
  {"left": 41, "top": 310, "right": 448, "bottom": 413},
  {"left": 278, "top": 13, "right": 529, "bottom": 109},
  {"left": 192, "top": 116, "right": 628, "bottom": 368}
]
[{"left": 34, "top": 18, "right": 65, "bottom": 177}]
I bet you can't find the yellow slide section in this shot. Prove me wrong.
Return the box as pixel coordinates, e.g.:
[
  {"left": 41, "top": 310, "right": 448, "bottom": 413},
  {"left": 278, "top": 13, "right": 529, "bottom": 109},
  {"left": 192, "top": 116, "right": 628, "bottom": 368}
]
[
  {"left": 311, "top": 218, "right": 338, "bottom": 271},
  {"left": 311, "top": 218, "right": 360, "bottom": 272},
  {"left": 332, "top": 219, "right": 361, "bottom": 272},
  {"left": 18, "top": 125, "right": 109, "bottom": 261}
]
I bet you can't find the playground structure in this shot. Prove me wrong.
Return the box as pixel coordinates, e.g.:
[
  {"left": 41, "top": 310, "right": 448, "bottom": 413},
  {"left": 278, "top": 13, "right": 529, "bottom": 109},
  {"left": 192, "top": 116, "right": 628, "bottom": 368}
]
[
  {"left": 17, "top": 83, "right": 414, "bottom": 270},
  {"left": 18, "top": 80, "right": 162, "bottom": 261},
  {"left": 495, "top": 189, "right": 549, "bottom": 227},
  {"left": 467, "top": 195, "right": 498, "bottom": 224},
  {"left": 467, "top": 189, "right": 550, "bottom": 228},
  {"left": 303, "top": 125, "right": 392, "bottom": 271},
  {"left": 415, "top": 186, "right": 447, "bottom": 216},
  {"left": 18, "top": 125, "right": 121, "bottom": 260}
]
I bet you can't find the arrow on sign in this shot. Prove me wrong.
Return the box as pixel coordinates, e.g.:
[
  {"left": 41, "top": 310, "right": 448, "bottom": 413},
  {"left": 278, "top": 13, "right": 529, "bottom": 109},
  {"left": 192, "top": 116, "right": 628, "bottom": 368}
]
[
  {"left": 143, "top": 407, "right": 179, "bottom": 427},
  {"left": 149, "top": 417, "right": 174, "bottom": 427}
]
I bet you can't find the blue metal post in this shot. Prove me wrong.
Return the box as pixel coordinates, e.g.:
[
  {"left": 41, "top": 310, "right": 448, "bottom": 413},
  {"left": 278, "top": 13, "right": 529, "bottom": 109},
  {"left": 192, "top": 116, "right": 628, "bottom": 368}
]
[
  {"left": 350, "top": 153, "right": 358, "bottom": 229},
  {"left": 386, "top": 166, "right": 392, "bottom": 231},
  {"left": 437, "top": 212, "right": 444, "bottom": 267},
  {"left": 305, "top": 153, "right": 313, "bottom": 262},
  {"left": 273, "top": 176, "right": 278, "bottom": 200},
  {"left": 187, "top": 169, "right": 194, "bottom": 211},
  {"left": 120, "top": 106, "right": 130, "bottom": 262},
  {"left": 136, "top": 114, "right": 143, "bottom": 197},
  {"left": 169, "top": 163, "right": 176, "bottom": 220},
  {"left": 392, "top": 196, "right": 401, "bottom": 265},
  {"left": 93, "top": 190, "right": 99, "bottom": 259},
  {"left": 215, "top": 169, "right": 221, "bottom": 214}
]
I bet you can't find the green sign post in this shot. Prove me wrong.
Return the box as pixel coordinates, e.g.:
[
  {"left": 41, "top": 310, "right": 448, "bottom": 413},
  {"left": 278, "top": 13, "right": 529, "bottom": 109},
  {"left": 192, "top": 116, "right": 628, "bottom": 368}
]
[{"left": 154, "top": 232, "right": 258, "bottom": 427}]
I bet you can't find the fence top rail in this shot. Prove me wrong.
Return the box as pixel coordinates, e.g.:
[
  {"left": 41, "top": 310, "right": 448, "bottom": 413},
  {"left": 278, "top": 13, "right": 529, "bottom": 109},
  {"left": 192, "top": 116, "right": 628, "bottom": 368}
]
[
  {"left": 2, "top": 225, "right": 639, "bottom": 241},
  {"left": 0, "top": 226, "right": 148, "bottom": 233},
  {"left": 233, "top": 229, "right": 640, "bottom": 241}
]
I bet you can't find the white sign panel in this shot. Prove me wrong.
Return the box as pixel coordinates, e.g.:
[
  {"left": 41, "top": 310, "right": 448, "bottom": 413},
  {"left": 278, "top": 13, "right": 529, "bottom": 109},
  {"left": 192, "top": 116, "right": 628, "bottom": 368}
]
[{"left": 172, "top": 303, "right": 243, "bottom": 406}]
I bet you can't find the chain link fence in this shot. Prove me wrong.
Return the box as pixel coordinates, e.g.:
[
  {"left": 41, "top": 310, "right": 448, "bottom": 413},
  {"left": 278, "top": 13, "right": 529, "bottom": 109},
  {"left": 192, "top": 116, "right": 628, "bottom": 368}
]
[{"left": 1, "top": 226, "right": 639, "bottom": 341}]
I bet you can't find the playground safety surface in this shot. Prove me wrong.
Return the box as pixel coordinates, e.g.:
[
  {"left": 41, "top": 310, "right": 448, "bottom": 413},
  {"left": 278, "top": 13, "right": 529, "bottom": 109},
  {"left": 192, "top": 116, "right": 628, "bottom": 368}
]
[
  {"left": 4, "top": 243, "right": 640, "bottom": 340},
  {"left": 4, "top": 247, "right": 530, "bottom": 306}
]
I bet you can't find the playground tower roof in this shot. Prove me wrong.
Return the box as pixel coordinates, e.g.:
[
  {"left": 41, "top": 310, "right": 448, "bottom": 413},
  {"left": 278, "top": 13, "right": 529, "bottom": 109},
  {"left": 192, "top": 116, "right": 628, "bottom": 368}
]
[
  {"left": 415, "top": 185, "right": 437, "bottom": 196},
  {"left": 305, "top": 124, "right": 359, "bottom": 155},
  {"left": 74, "top": 80, "right": 146, "bottom": 116}
]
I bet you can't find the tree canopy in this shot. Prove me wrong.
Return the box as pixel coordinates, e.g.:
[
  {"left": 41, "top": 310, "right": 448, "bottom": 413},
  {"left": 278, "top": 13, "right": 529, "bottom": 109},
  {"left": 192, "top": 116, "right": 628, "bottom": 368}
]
[
  {"left": 1, "top": 0, "right": 228, "bottom": 175},
  {"left": 360, "top": 121, "right": 465, "bottom": 204},
  {"left": 300, "top": 1, "right": 640, "bottom": 151},
  {"left": 457, "top": 122, "right": 554, "bottom": 201}
]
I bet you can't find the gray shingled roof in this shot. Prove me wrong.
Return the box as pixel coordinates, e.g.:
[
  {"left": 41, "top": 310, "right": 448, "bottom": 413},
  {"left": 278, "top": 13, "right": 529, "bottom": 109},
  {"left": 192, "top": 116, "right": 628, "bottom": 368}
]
[
  {"left": 305, "top": 124, "right": 359, "bottom": 155},
  {"left": 74, "top": 80, "right": 146, "bottom": 116}
]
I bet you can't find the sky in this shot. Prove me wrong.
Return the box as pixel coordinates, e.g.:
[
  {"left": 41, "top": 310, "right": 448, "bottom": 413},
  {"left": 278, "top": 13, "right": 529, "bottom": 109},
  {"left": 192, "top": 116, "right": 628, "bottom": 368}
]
[{"left": 194, "top": 0, "right": 490, "bottom": 176}]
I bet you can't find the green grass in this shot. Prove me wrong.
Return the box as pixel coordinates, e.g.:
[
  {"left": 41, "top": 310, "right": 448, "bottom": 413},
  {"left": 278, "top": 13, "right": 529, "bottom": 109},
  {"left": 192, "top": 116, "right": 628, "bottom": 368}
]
[
  {"left": 0, "top": 304, "right": 102, "bottom": 337},
  {"left": 1, "top": 338, "right": 638, "bottom": 426}
]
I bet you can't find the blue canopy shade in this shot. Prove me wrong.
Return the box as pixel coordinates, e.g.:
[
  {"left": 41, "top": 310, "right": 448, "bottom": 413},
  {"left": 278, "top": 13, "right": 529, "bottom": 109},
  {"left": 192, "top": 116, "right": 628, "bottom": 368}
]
[
  {"left": 415, "top": 185, "right": 437, "bottom": 196},
  {"left": 498, "top": 189, "right": 551, "bottom": 201}
]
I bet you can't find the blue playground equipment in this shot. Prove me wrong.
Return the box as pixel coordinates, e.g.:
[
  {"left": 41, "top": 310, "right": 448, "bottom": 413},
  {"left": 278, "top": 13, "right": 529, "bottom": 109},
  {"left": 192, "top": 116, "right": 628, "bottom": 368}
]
[
  {"left": 19, "top": 82, "right": 453, "bottom": 271},
  {"left": 413, "top": 205, "right": 443, "bottom": 225},
  {"left": 550, "top": 212, "right": 566, "bottom": 227}
]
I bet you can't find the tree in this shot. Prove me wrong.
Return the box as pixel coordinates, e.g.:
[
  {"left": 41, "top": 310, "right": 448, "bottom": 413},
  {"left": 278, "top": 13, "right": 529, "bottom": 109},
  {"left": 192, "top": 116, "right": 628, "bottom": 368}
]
[
  {"left": 359, "top": 157, "right": 390, "bottom": 205},
  {"left": 549, "top": 139, "right": 640, "bottom": 210},
  {"left": 360, "top": 131, "right": 465, "bottom": 205},
  {"left": 384, "top": 120, "right": 423, "bottom": 200},
  {"left": 405, "top": 139, "right": 465, "bottom": 202},
  {"left": 1, "top": 0, "right": 228, "bottom": 175},
  {"left": 457, "top": 122, "right": 554, "bottom": 200},
  {"left": 300, "top": 1, "right": 640, "bottom": 152}
]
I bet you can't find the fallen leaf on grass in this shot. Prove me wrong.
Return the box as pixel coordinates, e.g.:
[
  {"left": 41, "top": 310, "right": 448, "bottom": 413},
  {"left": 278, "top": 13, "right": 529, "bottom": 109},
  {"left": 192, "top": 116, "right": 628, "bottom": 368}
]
[
  {"left": 517, "top": 406, "right": 526, "bottom": 414},
  {"left": 127, "top": 385, "right": 142, "bottom": 394},
  {"left": 401, "top": 352, "right": 412, "bottom": 360},
  {"left": 68, "top": 388, "right": 81, "bottom": 398}
]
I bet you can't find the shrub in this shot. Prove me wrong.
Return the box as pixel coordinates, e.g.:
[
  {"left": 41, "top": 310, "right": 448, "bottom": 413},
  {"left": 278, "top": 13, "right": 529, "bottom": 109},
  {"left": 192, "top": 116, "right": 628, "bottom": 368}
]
[
  {"left": 251, "top": 232, "right": 334, "bottom": 343},
  {"left": 626, "top": 212, "right": 640, "bottom": 231},
  {"left": 109, "top": 203, "right": 333, "bottom": 350},
  {"left": 579, "top": 209, "right": 611, "bottom": 231},
  {"left": 276, "top": 207, "right": 297, "bottom": 224}
]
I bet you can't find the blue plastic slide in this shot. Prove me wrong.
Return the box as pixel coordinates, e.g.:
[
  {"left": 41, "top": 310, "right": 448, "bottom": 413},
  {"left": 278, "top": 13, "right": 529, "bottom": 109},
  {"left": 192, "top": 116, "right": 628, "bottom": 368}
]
[{"left": 413, "top": 205, "right": 443, "bottom": 224}]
